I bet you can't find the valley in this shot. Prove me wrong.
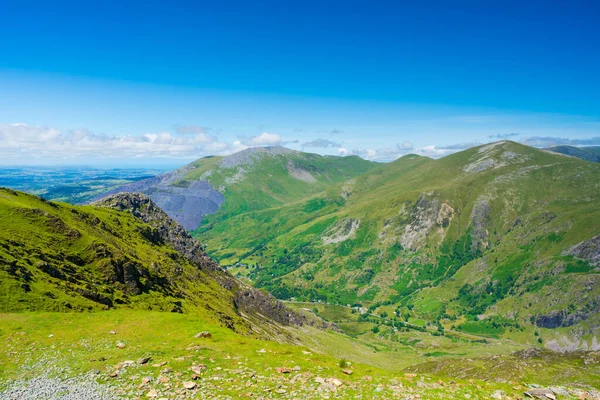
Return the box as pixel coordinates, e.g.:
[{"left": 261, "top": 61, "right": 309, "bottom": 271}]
[
  {"left": 1, "top": 142, "right": 599, "bottom": 399},
  {"left": 3, "top": 2, "right": 599, "bottom": 397},
  {"left": 143, "top": 141, "right": 599, "bottom": 355}
]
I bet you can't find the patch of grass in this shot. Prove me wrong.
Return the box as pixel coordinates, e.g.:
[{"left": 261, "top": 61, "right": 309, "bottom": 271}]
[
  {"left": 337, "top": 322, "right": 375, "bottom": 336},
  {"left": 564, "top": 259, "right": 594, "bottom": 273},
  {"left": 457, "top": 320, "right": 505, "bottom": 338}
]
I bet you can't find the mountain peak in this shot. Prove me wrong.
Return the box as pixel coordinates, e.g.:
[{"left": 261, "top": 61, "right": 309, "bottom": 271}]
[
  {"left": 447, "top": 140, "right": 538, "bottom": 174},
  {"left": 218, "top": 146, "right": 300, "bottom": 168}
]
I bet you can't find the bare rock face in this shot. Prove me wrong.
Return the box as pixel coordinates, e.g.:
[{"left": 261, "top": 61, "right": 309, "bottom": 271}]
[
  {"left": 566, "top": 234, "right": 600, "bottom": 267},
  {"left": 400, "top": 194, "right": 441, "bottom": 251},
  {"left": 322, "top": 218, "right": 360, "bottom": 245},
  {"left": 233, "top": 286, "right": 332, "bottom": 328},
  {"left": 470, "top": 197, "right": 491, "bottom": 252},
  {"left": 463, "top": 141, "right": 530, "bottom": 174},
  {"left": 534, "top": 310, "right": 589, "bottom": 329},
  {"left": 287, "top": 160, "right": 317, "bottom": 183}
]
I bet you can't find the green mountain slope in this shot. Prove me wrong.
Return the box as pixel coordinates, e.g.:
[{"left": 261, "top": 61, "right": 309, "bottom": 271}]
[
  {"left": 1, "top": 152, "right": 599, "bottom": 397},
  {"left": 0, "top": 188, "right": 325, "bottom": 338},
  {"left": 182, "top": 146, "right": 378, "bottom": 235},
  {"left": 545, "top": 145, "right": 600, "bottom": 163},
  {"left": 90, "top": 145, "right": 377, "bottom": 232},
  {"left": 195, "top": 141, "right": 600, "bottom": 350}
]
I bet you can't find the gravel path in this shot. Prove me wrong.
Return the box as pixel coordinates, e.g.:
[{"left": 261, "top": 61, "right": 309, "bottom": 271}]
[{"left": 0, "top": 373, "right": 119, "bottom": 400}]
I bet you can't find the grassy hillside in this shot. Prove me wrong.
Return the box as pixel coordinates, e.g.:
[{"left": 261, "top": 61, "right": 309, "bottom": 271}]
[
  {"left": 0, "top": 188, "right": 324, "bottom": 338},
  {"left": 182, "top": 147, "right": 377, "bottom": 211},
  {"left": 1, "top": 161, "right": 599, "bottom": 397},
  {"left": 195, "top": 141, "right": 600, "bottom": 350},
  {"left": 181, "top": 147, "right": 377, "bottom": 242},
  {"left": 87, "top": 146, "right": 378, "bottom": 232},
  {"left": 5, "top": 311, "right": 598, "bottom": 399}
]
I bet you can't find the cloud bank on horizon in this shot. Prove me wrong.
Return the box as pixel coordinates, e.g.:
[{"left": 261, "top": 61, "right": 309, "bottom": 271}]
[
  {"left": 2, "top": 121, "right": 599, "bottom": 166},
  {"left": 0, "top": 123, "right": 283, "bottom": 164},
  {"left": 1, "top": 1, "right": 598, "bottom": 166}
]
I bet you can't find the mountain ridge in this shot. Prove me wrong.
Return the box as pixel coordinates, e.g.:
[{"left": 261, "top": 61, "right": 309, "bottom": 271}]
[
  {"left": 79, "top": 141, "right": 600, "bottom": 350},
  {"left": 191, "top": 141, "right": 600, "bottom": 351},
  {"left": 544, "top": 145, "right": 600, "bottom": 163},
  {"left": 89, "top": 146, "right": 377, "bottom": 230}
]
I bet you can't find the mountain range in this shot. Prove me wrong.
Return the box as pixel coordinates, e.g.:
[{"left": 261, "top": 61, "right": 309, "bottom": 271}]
[
  {"left": 2, "top": 140, "right": 599, "bottom": 397},
  {"left": 545, "top": 145, "right": 600, "bottom": 163},
  {"left": 95, "top": 141, "right": 600, "bottom": 352}
]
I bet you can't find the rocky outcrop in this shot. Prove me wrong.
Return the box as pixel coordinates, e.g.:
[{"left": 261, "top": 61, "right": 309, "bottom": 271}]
[
  {"left": 378, "top": 195, "right": 455, "bottom": 249},
  {"left": 565, "top": 234, "right": 600, "bottom": 267},
  {"left": 94, "top": 193, "right": 220, "bottom": 272},
  {"left": 535, "top": 310, "right": 588, "bottom": 329},
  {"left": 88, "top": 171, "right": 223, "bottom": 231},
  {"left": 400, "top": 194, "right": 441, "bottom": 251},
  {"left": 234, "top": 287, "right": 325, "bottom": 327},
  {"left": 470, "top": 198, "right": 491, "bottom": 252},
  {"left": 322, "top": 218, "right": 360, "bottom": 244},
  {"left": 463, "top": 141, "right": 529, "bottom": 174}
]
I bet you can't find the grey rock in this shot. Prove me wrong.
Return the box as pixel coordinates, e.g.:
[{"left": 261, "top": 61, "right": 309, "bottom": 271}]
[
  {"left": 565, "top": 234, "right": 600, "bottom": 267},
  {"left": 0, "top": 372, "right": 119, "bottom": 400}
]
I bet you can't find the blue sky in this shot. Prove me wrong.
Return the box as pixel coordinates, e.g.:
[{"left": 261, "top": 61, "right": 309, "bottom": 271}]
[{"left": 1, "top": 0, "right": 599, "bottom": 166}]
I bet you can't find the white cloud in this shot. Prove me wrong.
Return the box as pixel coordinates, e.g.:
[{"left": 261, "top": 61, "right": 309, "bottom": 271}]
[
  {"left": 0, "top": 123, "right": 231, "bottom": 162},
  {"left": 437, "top": 141, "right": 481, "bottom": 150},
  {"left": 489, "top": 133, "right": 519, "bottom": 139},
  {"left": 230, "top": 140, "right": 249, "bottom": 153},
  {"left": 349, "top": 141, "right": 416, "bottom": 161},
  {"left": 245, "top": 132, "right": 281, "bottom": 146},
  {"left": 418, "top": 145, "right": 456, "bottom": 158},
  {"left": 338, "top": 147, "right": 348, "bottom": 156},
  {"left": 346, "top": 140, "right": 477, "bottom": 161},
  {"left": 0, "top": 124, "right": 295, "bottom": 164}
]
